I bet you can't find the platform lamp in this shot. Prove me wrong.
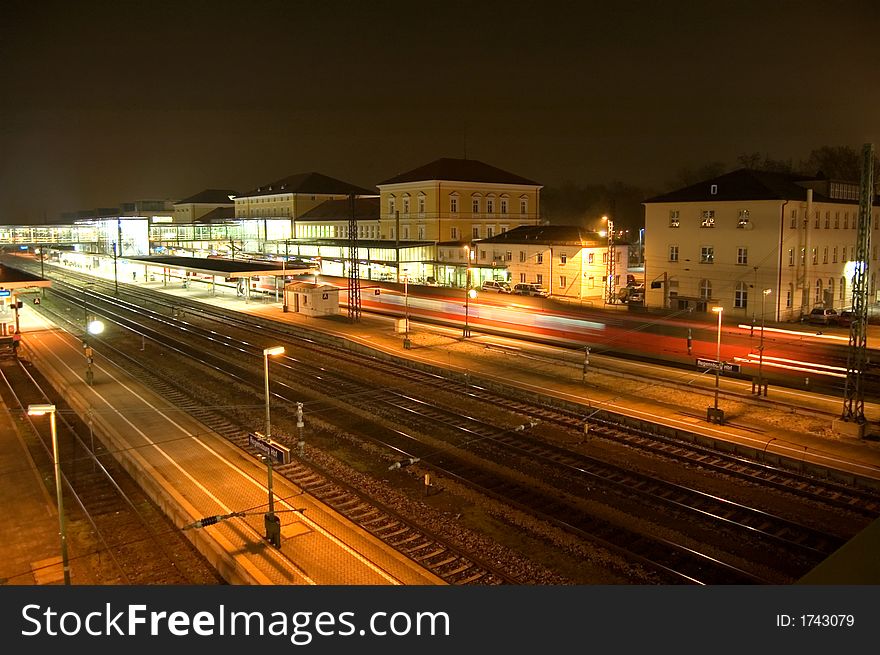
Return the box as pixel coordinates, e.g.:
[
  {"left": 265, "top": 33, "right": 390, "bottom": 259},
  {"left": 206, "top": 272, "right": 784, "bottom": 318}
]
[
  {"left": 463, "top": 268, "right": 477, "bottom": 338},
  {"left": 263, "top": 345, "right": 285, "bottom": 548},
  {"left": 27, "top": 404, "right": 71, "bottom": 585},
  {"left": 707, "top": 306, "right": 724, "bottom": 424},
  {"left": 757, "top": 288, "right": 772, "bottom": 396},
  {"left": 82, "top": 284, "right": 104, "bottom": 386}
]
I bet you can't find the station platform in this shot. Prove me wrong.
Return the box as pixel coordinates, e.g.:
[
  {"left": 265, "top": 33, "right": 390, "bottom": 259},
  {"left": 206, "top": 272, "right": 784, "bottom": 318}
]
[
  {"left": 5, "top": 259, "right": 880, "bottom": 584},
  {"left": 2, "top": 304, "right": 443, "bottom": 586},
  {"left": 119, "top": 275, "right": 880, "bottom": 484}
]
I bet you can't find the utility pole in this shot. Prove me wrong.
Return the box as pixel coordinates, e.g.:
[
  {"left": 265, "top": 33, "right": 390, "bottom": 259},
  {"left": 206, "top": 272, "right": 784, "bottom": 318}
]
[
  {"left": 840, "top": 143, "right": 874, "bottom": 437},
  {"left": 347, "top": 194, "right": 361, "bottom": 322}
]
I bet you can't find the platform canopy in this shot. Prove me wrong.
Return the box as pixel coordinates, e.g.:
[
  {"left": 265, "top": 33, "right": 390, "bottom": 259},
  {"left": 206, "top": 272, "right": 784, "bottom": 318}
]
[{"left": 127, "top": 255, "right": 315, "bottom": 279}]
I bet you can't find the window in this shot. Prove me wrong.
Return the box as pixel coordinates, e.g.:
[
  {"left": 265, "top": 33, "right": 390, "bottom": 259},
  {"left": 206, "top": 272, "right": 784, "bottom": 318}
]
[
  {"left": 815, "top": 279, "right": 822, "bottom": 303},
  {"left": 536, "top": 253, "right": 543, "bottom": 264},
  {"left": 487, "top": 226, "right": 495, "bottom": 238},
  {"left": 519, "top": 251, "right": 526, "bottom": 263},
  {"left": 800, "top": 247, "right": 806, "bottom": 265},
  {"left": 701, "top": 210, "right": 715, "bottom": 227},
  {"left": 500, "top": 198, "right": 508, "bottom": 214},
  {"left": 823, "top": 246, "right": 828, "bottom": 263},
  {"left": 844, "top": 212, "right": 849, "bottom": 230},
  {"left": 500, "top": 225, "right": 509, "bottom": 233},
  {"left": 602, "top": 252, "right": 608, "bottom": 264},
  {"left": 520, "top": 273, "right": 526, "bottom": 283},
  {"left": 790, "top": 209, "right": 798, "bottom": 228},
  {"left": 418, "top": 225, "right": 425, "bottom": 240},
  {"left": 833, "top": 247, "right": 838, "bottom": 263},
  {"left": 735, "top": 281, "right": 748, "bottom": 309},
  {"left": 450, "top": 196, "right": 458, "bottom": 213},
  {"left": 418, "top": 195, "right": 425, "bottom": 215},
  {"left": 668, "top": 245, "right": 679, "bottom": 262},
  {"left": 472, "top": 198, "right": 480, "bottom": 214},
  {"left": 736, "top": 247, "right": 748, "bottom": 265},
  {"left": 786, "top": 284, "right": 793, "bottom": 308},
  {"left": 811, "top": 247, "right": 818, "bottom": 265},
  {"left": 402, "top": 197, "right": 410, "bottom": 215},
  {"left": 588, "top": 252, "right": 595, "bottom": 264},
  {"left": 480, "top": 250, "right": 486, "bottom": 260},
  {"left": 834, "top": 212, "right": 840, "bottom": 228},
  {"left": 505, "top": 251, "right": 512, "bottom": 261},
  {"left": 669, "top": 210, "right": 680, "bottom": 228},
  {"left": 699, "top": 279, "right": 712, "bottom": 300},
  {"left": 700, "top": 246, "right": 714, "bottom": 263},
  {"left": 520, "top": 198, "right": 528, "bottom": 214},
  {"left": 487, "top": 198, "right": 495, "bottom": 214},
  {"left": 710, "top": 184, "right": 718, "bottom": 195},
  {"left": 402, "top": 225, "right": 410, "bottom": 239},
  {"left": 560, "top": 254, "right": 567, "bottom": 265},
  {"left": 814, "top": 212, "right": 820, "bottom": 228},
  {"left": 825, "top": 212, "right": 831, "bottom": 229},
  {"left": 536, "top": 274, "right": 543, "bottom": 285},
  {"left": 737, "top": 210, "right": 750, "bottom": 228},
  {"left": 472, "top": 226, "right": 480, "bottom": 239},
  {"left": 560, "top": 276, "right": 567, "bottom": 288},
  {"left": 450, "top": 226, "right": 458, "bottom": 240}
]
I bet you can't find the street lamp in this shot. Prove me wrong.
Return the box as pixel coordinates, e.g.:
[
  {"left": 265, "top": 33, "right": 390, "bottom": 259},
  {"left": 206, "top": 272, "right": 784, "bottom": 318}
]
[
  {"left": 463, "top": 268, "right": 477, "bottom": 338},
  {"left": 262, "top": 345, "right": 285, "bottom": 547},
  {"left": 27, "top": 404, "right": 70, "bottom": 585},
  {"left": 757, "top": 288, "right": 772, "bottom": 396},
  {"left": 82, "top": 284, "right": 104, "bottom": 386},
  {"left": 403, "top": 274, "right": 411, "bottom": 349},
  {"left": 708, "top": 306, "right": 724, "bottom": 424}
]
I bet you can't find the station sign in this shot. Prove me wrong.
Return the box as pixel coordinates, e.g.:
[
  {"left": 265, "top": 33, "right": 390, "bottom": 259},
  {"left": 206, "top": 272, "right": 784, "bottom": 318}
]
[
  {"left": 0, "top": 290, "right": 9, "bottom": 297},
  {"left": 248, "top": 431, "right": 291, "bottom": 465},
  {"left": 696, "top": 358, "right": 741, "bottom": 373}
]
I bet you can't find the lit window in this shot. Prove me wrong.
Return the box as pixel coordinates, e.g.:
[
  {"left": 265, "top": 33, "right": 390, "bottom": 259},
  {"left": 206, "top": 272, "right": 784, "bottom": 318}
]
[
  {"left": 700, "top": 246, "right": 714, "bottom": 263},
  {"left": 560, "top": 254, "right": 567, "bottom": 265},
  {"left": 734, "top": 281, "right": 748, "bottom": 309},
  {"left": 701, "top": 210, "right": 715, "bottom": 228},
  {"left": 537, "top": 253, "right": 543, "bottom": 264},
  {"left": 450, "top": 196, "right": 458, "bottom": 213}
]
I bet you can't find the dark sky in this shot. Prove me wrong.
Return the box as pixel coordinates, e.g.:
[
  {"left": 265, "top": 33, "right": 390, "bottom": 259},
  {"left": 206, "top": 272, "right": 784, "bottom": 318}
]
[{"left": 1, "top": 0, "right": 878, "bottom": 221}]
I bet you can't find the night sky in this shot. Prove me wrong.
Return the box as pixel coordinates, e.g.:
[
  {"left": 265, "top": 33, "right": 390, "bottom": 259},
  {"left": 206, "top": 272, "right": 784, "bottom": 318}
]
[{"left": 1, "top": 0, "right": 878, "bottom": 222}]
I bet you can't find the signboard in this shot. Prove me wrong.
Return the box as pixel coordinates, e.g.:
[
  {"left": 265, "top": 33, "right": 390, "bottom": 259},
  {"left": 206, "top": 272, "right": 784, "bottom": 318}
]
[
  {"left": 248, "top": 432, "right": 291, "bottom": 465},
  {"left": 0, "top": 290, "right": 10, "bottom": 297},
  {"left": 696, "top": 358, "right": 741, "bottom": 373}
]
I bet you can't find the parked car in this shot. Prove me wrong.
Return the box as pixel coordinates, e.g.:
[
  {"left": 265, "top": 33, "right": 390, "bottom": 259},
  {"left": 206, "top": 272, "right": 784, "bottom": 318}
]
[
  {"left": 837, "top": 310, "right": 855, "bottom": 327},
  {"left": 805, "top": 307, "right": 839, "bottom": 325},
  {"left": 513, "top": 283, "right": 550, "bottom": 297},
  {"left": 481, "top": 280, "right": 512, "bottom": 293}
]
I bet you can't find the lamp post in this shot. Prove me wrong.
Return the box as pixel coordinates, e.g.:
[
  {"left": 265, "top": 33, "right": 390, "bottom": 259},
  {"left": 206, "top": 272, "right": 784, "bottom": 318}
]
[
  {"left": 757, "top": 288, "right": 772, "bottom": 396},
  {"left": 403, "top": 275, "right": 411, "bottom": 349},
  {"left": 27, "top": 404, "right": 70, "bottom": 585},
  {"left": 82, "top": 284, "right": 104, "bottom": 386},
  {"left": 708, "top": 306, "right": 724, "bottom": 423},
  {"left": 463, "top": 268, "right": 476, "bottom": 338},
  {"left": 262, "top": 345, "right": 285, "bottom": 547}
]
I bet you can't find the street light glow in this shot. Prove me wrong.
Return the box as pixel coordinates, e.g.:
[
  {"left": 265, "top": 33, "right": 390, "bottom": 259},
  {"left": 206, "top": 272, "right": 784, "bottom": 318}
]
[
  {"left": 27, "top": 403, "right": 55, "bottom": 416},
  {"left": 87, "top": 319, "right": 105, "bottom": 335},
  {"left": 263, "top": 346, "right": 285, "bottom": 357},
  {"left": 712, "top": 306, "right": 724, "bottom": 313}
]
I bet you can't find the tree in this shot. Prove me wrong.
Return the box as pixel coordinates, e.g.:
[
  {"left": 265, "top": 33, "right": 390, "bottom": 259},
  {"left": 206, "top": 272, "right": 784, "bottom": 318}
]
[
  {"left": 801, "top": 145, "right": 880, "bottom": 181},
  {"left": 736, "top": 152, "right": 793, "bottom": 173}
]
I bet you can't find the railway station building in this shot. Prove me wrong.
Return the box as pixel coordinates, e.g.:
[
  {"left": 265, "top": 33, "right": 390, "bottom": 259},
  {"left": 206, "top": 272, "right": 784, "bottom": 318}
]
[{"left": 643, "top": 169, "right": 880, "bottom": 321}]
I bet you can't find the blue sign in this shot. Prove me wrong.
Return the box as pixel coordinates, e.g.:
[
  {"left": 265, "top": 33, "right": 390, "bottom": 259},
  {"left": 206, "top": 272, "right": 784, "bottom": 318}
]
[
  {"left": 0, "top": 290, "right": 9, "bottom": 297},
  {"left": 19, "top": 245, "right": 28, "bottom": 250},
  {"left": 248, "top": 432, "right": 291, "bottom": 465}
]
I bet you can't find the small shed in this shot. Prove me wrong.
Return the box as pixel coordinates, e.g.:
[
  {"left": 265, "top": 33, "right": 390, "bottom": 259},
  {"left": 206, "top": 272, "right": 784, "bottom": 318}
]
[{"left": 283, "top": 282, "right": 339, "bottom": 317}]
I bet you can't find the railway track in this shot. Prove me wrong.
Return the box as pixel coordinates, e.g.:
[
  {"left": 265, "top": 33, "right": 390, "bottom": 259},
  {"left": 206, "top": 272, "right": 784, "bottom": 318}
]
[
  {"left": 42, "top": 279, "right": 800, "bottom": 582},
  {"left": 0, "top": 357, "right": 221, "bottom": 585}
]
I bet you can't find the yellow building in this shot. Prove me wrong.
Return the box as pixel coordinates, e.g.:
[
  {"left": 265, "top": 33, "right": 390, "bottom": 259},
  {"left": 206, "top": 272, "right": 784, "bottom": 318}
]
[
  {"left": 173, "top": 189, "right": 237, "bottom": 224},
  {"left": 477, "top": 225, "right": 618, "bottom": 300},
  {"left": 644, "top": 169, "right": 880, "bottom": 321},
  {"left": 376, "top": 158, "right": 542, "bottom": 244}
]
